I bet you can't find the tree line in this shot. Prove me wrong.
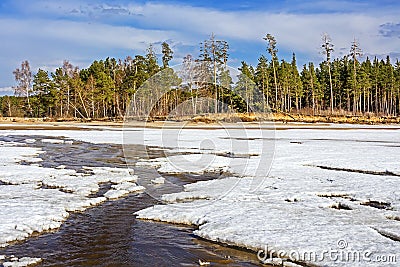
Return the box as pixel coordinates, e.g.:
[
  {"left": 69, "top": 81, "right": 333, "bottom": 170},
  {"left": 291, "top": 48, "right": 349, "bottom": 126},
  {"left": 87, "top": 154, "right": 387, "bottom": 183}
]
[{"left": 1, "top": 33, "right": 400, "bottom": 119}]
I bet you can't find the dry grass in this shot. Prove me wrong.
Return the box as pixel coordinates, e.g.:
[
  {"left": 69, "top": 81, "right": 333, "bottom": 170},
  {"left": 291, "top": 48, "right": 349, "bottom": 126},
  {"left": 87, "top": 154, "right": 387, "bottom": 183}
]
[
  {"left": 272, "top": 113, "right": 400, "bottom": 124},
  {"left": 1, "top": 112, "right": 399, "bottom": 125}
]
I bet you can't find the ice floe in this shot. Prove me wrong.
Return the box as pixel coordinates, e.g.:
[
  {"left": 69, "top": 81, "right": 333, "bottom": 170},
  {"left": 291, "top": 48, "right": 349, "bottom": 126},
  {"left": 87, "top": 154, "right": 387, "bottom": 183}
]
[
  {"left": 1, "top": 255, "right": 42, "bottom": 267},
  {"left": 104, "top": 182, "right": 145, "bottom": 200},
  {"left": 151, "top": 177, "right": 165, "bottom": 184},
  {"left": 41, "top": 138, "right": 65, "bottom": 144}
]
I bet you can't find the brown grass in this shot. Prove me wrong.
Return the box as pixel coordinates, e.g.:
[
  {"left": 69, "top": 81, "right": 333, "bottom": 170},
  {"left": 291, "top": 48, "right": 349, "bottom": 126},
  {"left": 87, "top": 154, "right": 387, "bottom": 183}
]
[
  {"left": 1, "top": 112, "right": 399, "bottom": 126},
  {"left": 272, "top": 112, "right": 400, "bottom": 124}
]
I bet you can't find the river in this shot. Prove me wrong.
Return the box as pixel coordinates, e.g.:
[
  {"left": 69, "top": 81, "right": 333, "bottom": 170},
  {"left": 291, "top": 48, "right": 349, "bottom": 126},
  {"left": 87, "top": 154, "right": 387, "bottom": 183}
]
[{"left": 0, "top": 134, "right": 263, "bottom": 266}]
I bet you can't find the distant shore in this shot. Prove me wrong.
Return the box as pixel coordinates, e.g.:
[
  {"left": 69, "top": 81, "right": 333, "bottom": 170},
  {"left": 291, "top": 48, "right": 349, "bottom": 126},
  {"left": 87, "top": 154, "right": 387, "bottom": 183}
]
[
  {"left": 1, "top": 112, "right": 399, "bottom": 124},
  {"left": 0, "top": 113, "right": 399, "bottom": 131}
]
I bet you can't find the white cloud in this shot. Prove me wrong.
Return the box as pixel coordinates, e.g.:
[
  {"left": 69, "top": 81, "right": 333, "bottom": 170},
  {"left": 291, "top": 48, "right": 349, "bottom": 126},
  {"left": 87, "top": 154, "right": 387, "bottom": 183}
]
[
  {"left": 0, "top": 86, "right": 13, "bottom": 92},
  {"left": 0, "top": 87, "right": 14, "bottom": 96},
  {"left": 126, "top": 3, "right": 399, "bottom": 57},
  {"left": 1, "top": 0, "right": 399, "bottom": 87},
  {"left": 0, "top": 17, "right": 186, "bottom": 86},
  {"left": 4, "top": 1, "right": 400, "bottom": 58},
  {"left": 0, "top": 18, "right": 181, "bottom": 51}
]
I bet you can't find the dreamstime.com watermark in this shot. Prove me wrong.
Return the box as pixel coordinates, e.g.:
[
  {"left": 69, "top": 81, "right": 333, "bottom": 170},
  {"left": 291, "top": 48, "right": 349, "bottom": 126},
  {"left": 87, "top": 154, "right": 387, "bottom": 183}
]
[{"left": 257, "top": 239, "right": 398, "bottom": 264}]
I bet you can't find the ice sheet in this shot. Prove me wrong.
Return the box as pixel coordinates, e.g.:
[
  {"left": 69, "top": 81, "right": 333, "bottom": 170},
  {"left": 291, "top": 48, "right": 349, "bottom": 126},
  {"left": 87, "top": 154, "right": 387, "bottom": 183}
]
[
  {"left": 1, "top": 125, "right": 399, "bottom": 266},
  {"left": 135, "top": 127, "right": 400, "bottom": 266}
]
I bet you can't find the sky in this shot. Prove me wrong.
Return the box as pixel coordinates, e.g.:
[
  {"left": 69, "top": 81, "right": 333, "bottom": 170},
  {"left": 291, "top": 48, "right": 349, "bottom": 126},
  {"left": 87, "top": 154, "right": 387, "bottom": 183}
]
[{"left": 1, "top": 0, "right": 400, "bottom": 95}]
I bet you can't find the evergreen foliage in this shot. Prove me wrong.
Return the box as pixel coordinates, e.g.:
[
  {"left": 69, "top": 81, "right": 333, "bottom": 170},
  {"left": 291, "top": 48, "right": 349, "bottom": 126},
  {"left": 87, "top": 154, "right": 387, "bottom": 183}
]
[{"left": 3, "top": 34, "right": 400, "bottom": 118}]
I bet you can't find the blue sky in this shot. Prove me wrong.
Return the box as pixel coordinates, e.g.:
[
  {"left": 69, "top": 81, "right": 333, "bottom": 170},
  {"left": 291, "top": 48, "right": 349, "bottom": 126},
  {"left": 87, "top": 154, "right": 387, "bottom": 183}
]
[{"left": 1, "top": 0, "right": 400, "bottom": 94}]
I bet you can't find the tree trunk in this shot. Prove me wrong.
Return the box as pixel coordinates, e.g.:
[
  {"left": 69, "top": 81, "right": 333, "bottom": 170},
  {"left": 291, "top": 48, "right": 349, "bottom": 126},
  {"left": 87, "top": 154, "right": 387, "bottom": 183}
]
[
  {"left": 272, "top": 60, "right": 278, "bottom": 110},
  {"left": 328, "top": 63, "right": 334, "bottom": 114}
]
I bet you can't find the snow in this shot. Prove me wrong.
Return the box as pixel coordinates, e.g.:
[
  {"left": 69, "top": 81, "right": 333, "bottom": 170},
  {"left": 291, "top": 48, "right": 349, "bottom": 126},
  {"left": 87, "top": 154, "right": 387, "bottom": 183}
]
[
  {"left": 40, "top": 138, "right": 73, "bottom": 145},
  {"left": 2, "top": 256, "right": 42, "bottom": 267},
  {"left": 151, "top": 177, "right": 165, "bottom": 184},
  {"left": 41, "top": 138, "right": 65, "bottom": 144},
  {"left": 104, "top": 182, "right": 145, "bottom": 200},
  {"left": 136, "top": 155, "right": 231, "bottom": 175},
  {"left": 134, "top": 126, "right": 400, "bottom": 267},
  {"left": 55, "top": 164, "right": 66, "bottom": 169},
  {"left": 1, "top": 124, "right": 400, "bottom": 266}
]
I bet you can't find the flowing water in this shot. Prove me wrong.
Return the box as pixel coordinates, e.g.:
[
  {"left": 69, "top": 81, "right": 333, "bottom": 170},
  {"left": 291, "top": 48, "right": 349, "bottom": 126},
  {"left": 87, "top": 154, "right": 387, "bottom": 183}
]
[{"left": 0, "top": 135, "right": 263, "bottom": 266}]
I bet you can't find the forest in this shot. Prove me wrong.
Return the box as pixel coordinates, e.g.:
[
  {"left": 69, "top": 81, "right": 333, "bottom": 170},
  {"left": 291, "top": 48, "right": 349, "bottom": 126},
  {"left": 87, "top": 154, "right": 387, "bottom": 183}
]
[{"left": 1, "top": 33, "right": 400, "bottom": 120}]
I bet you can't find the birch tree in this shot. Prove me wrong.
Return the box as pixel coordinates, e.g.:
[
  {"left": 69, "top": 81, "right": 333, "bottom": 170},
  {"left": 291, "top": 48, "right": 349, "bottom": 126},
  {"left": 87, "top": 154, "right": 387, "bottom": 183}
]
[{"left": 13, "top": 60, "right": 32, "bottom": 115}]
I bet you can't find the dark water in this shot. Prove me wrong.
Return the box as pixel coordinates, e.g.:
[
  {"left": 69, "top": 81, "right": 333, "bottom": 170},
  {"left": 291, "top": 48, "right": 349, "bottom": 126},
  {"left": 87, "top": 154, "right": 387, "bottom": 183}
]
[{"left": 0, "top": 135, "right": 263, "bottom": 266}]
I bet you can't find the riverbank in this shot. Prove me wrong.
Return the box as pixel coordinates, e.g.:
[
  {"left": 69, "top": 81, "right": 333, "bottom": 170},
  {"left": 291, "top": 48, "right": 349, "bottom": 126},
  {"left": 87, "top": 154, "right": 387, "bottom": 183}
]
[
  {"left": 0, "top": 118, "right": 399, "bottom": 133},
  {"left": 1, "top": 112, "right": 399, "bottom": 127}
]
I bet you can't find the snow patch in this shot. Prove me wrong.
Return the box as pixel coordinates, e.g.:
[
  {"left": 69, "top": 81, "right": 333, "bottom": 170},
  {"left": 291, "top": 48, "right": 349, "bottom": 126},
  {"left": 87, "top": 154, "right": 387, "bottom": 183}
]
[
  {"left": 41, "top": 138, "right": 65, "bottom": 144},
  {"left": 151, "top": 177, "right": 165, "bottom": 184},
  {"left": 2, "top": 256, "right": 42, "bottom": 267},
  {"left": 104, "top": 182, "right": 145, "bottom": 200}
]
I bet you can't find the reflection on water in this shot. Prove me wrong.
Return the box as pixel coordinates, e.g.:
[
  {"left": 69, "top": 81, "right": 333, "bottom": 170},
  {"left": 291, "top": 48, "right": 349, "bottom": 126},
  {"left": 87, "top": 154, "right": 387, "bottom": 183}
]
[{"left": 0, "top": 135, "right": 263, "bottom": 266}]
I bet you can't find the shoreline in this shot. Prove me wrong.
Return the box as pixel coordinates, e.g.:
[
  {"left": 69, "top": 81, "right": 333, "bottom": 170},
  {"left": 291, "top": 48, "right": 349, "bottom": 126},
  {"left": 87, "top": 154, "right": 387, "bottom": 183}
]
[
  {"left": 0, "top": 119, "right": 399, "bottom": 131},
  {"left": 0, "top": 113, "right": 399, "bottom": 129}
]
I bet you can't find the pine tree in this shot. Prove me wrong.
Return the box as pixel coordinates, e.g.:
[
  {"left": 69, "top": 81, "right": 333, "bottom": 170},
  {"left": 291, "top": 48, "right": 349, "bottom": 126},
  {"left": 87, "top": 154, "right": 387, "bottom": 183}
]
[
  {"left": 290, "top": 53, "right": 303, "bottom": 111},
  {"left": 321, "top": 33, "right": 334, "bottom": 113},
  {"left": 7, "top": 34, "right": 400, "bottom": 119},
  {"left": 358, "top": 57, "right": 373, "bottom": 113},
  {"left": 337, "top": 57, "right": 350, "bottom": 111},
  {"left": 278, "top": 59, "right": 291, "bottom": 112},
  {"left": 70, "top": 69, "right": 89, "bottom": 119},
  {"left": 121, "top": 55, "right": 148, "bottom": 115},
  {"left": 161, "top": 42, "right": 173, "bottom": 69},
  {"left": 255, "top": 55, "right": 270, "bottom": 112},
  {"left": 394, "top": 59, "right": 400, "bottom": 115},
  {"left": 32, "top": 69, "right": 52, "bottom": 117},
  {"left": 383, "top": 56, "right": 395, "bottom": 115},
  {"left": 145, "top": 44, "right": 160, "bottom": 76},
  {"left": 236, "top": 61, "right": 256, "bottom": 113},
  {"left": 349, "top": 39, "right": 363, "bottom": 113},
  {"left": 263, "top": 34, "right": 279, "bottom": 110},
  {"left": 301, "top": 63, "right": 321, "bottom": 113},
  {"left": 371, "top": 57, "right": 381, "bottom": 114},
  {"left": 198, "top": 34, "right": 229, "bottom": 113},
  {"left": 51, "top": 68, "right": 67, "bottom": 117}
]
